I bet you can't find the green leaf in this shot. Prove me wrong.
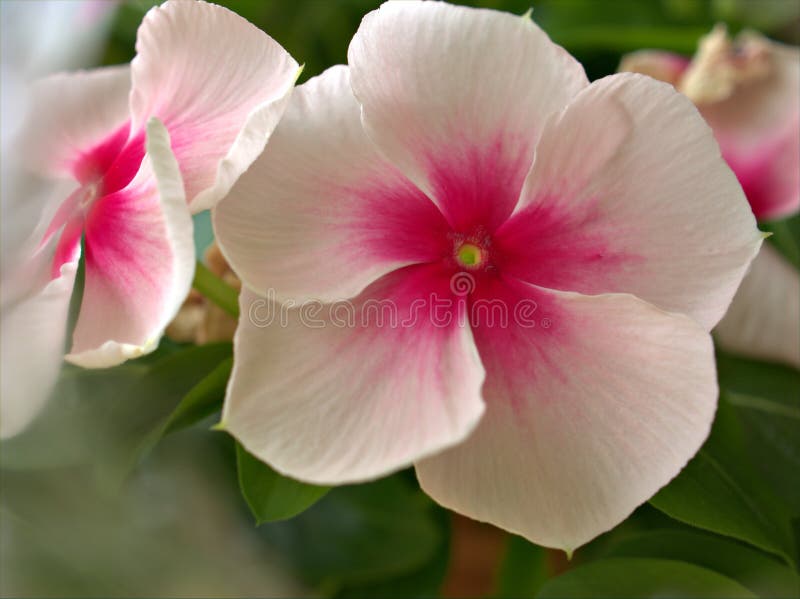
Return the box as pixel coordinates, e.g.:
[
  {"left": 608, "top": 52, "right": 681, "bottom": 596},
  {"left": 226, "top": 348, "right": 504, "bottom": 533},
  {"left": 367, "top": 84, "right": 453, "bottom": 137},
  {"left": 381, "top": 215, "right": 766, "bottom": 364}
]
[
  {"left": 495, "top": 535, "right": 549, "bottom": 598},
  {"left": 129, "top": 356, "right": 233, "bottom": 469},
  {"left": 235, "top": 443, "right": 329, "bottom": 524},
  {"left": 761, "top": 214, "right": 800, "bottom": 270},
  {"left": 260, "top": 474, "right": 442, "bottom": 592},
  {"left": 94, "top": 342, "right": 233, "bottom": 487},
  {"left": 536, "top": 558, "right": 756, "bottom": 598},
  {"left": 650, "top": 398, "right": 797, "bottom": 567},
  {"left": 717, "top": 350, "right": 800, "bottom": 402},
  {"left": 716, "top": 351, "right": 800, "bottom": 513},
  {"left": 606, "top": 529, "right": 799, "bottom": 597},
  {"left": 162, "top": 357, "right": 232, "bottom": 434},
  {"left": 335, "top": 505, "right": 451, "bottom": 599}
]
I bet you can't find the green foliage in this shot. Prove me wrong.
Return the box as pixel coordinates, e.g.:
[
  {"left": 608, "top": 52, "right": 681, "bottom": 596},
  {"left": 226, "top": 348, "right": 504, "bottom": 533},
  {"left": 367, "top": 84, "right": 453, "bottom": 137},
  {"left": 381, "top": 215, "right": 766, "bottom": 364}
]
[
  {"left": 495, "top": 535, "right": 549, "bottom": 597},
  {"left": 335, "top": 504, "right": 451, "bottom": 598},
  {"left": 259, "top": 474, "right": 444, "bottom": 594},
  {"left": 536, "top": 558, "right": 756, "bottom": 598},
  {"left": 762, "top": 213, "right": 800, "bottom": 270},
  {"left": 650, "top": 399, "right": 797, "bottom": 567},
  {"left": 236, "top": 442, "right": 330, "bottom": 524},
  {"left": 717, "top": 352, "right": 800, "bottom": 513},
  {"left": 604, "top": 529, "right": 800, "bottom": 597}
]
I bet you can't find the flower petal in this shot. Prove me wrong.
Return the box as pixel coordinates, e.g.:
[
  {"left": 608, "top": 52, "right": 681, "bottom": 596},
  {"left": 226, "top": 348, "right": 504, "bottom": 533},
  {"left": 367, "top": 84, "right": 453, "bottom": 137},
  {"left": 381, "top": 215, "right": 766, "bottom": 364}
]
[
  {"left": 416, "top": 278, "right": 717, "bottom": 552},
  {"left": 214, "top": 65, "right": 449, "bottom": 303},
  {"left": 66, "top": 118, "right": 194, "bottom": 368},
  {"left": 701, "top": 35, "right": 800, "bottom": 222},
  {"left": 221, "top": 264, "right": 486, "bottom": 485},
  {"left": 348, "top": 1, "right": 587, "bottom": 231},
  {"left": 21, "top": 65, "right": 131, "bottom": 180},
  {"left": 130, "top": 0, "right": 299, "bottom": 212},
  {"left": 503, "top": 73, "right": 762, "bottom": 330},
  {"left": 715, "top": 244, "right": 800, "bottom": 368},
  {"left": 1, "top": 255, "right": 78, "bottom": 439}
]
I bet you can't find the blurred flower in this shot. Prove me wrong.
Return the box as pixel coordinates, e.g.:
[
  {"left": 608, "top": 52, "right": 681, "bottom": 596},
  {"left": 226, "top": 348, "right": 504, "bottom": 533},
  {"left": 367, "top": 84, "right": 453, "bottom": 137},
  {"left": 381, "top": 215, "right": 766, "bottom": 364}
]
[
  {"left": 215, "top": 1, "right": 761, "bottom": 552},
  {"left": 1, "top": 0, "right": 118, "bottom": 440},
  {"left": 620, "top": 25, "right": 800, "bottom": 367},
  {"left": 0, "top": 0, "right": 299, "bottom": 439}
]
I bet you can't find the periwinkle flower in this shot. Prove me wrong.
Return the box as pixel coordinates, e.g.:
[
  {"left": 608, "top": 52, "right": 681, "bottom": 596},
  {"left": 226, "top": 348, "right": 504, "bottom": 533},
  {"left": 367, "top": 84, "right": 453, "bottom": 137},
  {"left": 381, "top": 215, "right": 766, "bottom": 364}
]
[
  {"left": 1, "top": 0, "right": 298, "bottom": 438},
  {"left": 212, "top": 2, "right": 762, "bottom": 550}
]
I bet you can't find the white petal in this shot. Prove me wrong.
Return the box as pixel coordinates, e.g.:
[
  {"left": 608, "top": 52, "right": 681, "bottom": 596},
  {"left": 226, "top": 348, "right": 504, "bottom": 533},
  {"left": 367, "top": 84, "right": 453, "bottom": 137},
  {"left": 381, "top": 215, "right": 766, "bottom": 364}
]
[
  {"left": 214, "top": 65, "right": 448, "bottom": 303},
  {"left": 506, "top": 73, "right": 762, "bottom": 330},
  {"left": 221, "top": 265, "right": 486, "bottom": 484},
  {"left": 348, "top": 1, "right": 587, "bottom": 230},
  {"left": 417, "top": 281, "right": 717, "bottom": 552},
  {"left": 715, "top": 244, "right": 800, "bottom": 368},
  {"left": 130, "top": 0, "right": 299, "bottom": 212}
]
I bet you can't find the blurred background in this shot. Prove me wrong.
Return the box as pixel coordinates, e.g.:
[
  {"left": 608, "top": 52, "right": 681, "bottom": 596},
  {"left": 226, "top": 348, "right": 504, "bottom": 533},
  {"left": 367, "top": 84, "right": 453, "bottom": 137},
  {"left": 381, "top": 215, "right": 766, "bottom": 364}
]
[{"left": 1, "top": 1, "right": 798, "bottom": 597}]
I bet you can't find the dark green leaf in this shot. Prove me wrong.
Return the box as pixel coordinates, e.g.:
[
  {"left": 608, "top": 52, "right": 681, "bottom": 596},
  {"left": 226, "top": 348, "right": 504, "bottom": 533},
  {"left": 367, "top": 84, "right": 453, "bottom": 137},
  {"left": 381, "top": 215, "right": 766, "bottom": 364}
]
[
  {"left": 336, "top": 505, "right": 451, "bottom": 598},
  {"left": 162, "top": 357, "right": 232, "bottom": 434},
  {"left": 260, "top": 474, "right": 441, "bottom": 592},
  {"left": 650, "top": 399, "right": 797, "bottom": 566},
  {"left": 235, "top": 443, "right": 329, "bottom": 524},
  {"left": 128, "top": 356, "right": 233, "bottom": 469},
  {"left": 536, "top": 558, "right": 755, "bottom": 598},
  {"left": 606, "top": 529, "right": 799, "bottom": 597},
  {"left": 717, "top": 350, "right": 800, "bottom": 402},
  {"left": 94, "top": 342, "right": 232, "bottom": 487},
  {"left": 716, "top": 351, "right": 800, "bottom": 513},
  {"left": 495, "top": 535, "right": 548, "bottom": 598},
  {"left": 761, "top": 214, "right": 800, "bottom": 270}
]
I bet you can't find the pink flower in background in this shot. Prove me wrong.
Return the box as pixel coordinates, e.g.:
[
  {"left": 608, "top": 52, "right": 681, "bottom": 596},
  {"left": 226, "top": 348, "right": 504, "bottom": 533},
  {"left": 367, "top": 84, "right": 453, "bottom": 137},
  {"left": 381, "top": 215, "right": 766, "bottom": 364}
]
[
  {"left": 215, "top": 1, "right": 761, "bottom": 551},
  {"left": 621, "top": 26, "right": 800, "bottom": 367},
  {"left": 0, "top": 0, "right": 298, "bottom": 438}
]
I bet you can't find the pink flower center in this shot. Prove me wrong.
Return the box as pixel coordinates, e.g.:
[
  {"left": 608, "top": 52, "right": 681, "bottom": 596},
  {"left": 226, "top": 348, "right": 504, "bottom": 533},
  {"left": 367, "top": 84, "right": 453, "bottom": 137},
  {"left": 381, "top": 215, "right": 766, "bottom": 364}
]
[
  {"left": 43, "top": 123, "right": 147, "bottom": 278},
  {"left": 78, "top": 182, "right": 101, "bottom": 212}
]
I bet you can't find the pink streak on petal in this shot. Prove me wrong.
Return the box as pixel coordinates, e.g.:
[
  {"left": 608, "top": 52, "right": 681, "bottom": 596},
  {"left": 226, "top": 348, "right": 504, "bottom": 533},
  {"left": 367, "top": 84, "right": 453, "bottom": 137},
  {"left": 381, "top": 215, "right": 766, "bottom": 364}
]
[
  {"left": 425, "top": 132, "right": 534, "bottom": 233},
  {"left": 71, "top": 122, "right": 146, "bottom": 196},
  {"left": 492, "top": 197, "right": 641, "bottom": 293},
  {"left": 100, "top": 129, "right": 146, "bottom": 195},
  {"left": 346, "top": 174, "right": 451, "bottom": 265},
  {"left": 468, "top": 274, "right": 570, "bottom": 413},
  {"left": 75, "top": 174, "right": 174, "bottom": 351},
  {"left": 72, "top": 122, "right": 131, "bottom": 185},
  {"left": 85, "top": 186, "right": 165, "bottom": 298}
]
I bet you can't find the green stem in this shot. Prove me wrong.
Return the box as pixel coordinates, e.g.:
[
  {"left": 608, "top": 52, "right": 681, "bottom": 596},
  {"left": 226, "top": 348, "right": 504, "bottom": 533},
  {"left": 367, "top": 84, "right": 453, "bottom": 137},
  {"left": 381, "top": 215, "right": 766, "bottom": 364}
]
[{"left": 192, "top": 260, "right": 240, "bottom": 318}]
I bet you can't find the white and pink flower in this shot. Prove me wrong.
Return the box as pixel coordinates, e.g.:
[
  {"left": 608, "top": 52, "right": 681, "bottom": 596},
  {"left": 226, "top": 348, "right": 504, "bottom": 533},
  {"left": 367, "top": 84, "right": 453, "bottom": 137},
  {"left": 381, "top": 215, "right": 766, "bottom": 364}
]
[
  {"left": 0, "top": 0, "right": 298, "bottom": 438},
  {"left": 620, "top": 25, "right": 800, "bottom": 368},
  {"left": 214, "top": 2, "right": 762, "bottom": 551}
]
